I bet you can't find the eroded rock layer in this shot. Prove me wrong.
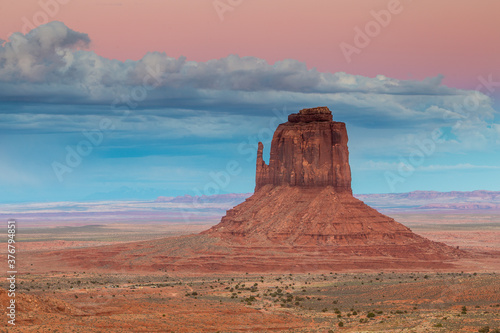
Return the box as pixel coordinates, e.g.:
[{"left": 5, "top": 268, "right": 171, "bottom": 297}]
[{"left": 203, "top": 184, "right": 459, "bottom": 257}]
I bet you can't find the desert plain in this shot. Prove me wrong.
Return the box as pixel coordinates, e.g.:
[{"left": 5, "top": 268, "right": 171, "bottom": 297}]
[{"left": 1, "top": 202, "right": 499, "bottom": 332}]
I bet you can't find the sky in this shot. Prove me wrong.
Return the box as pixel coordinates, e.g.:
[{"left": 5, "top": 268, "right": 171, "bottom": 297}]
[{"left": 0, "top": 0, "right": 499, "bottom": 203}]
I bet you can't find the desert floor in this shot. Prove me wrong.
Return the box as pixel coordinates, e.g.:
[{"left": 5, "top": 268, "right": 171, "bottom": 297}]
[{"left": 1, "top": 212, "right": 499, "bottom": 332}]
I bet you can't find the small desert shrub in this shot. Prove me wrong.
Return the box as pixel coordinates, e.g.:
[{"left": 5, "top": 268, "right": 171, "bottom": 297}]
[
  {"left": 367, "top": 312, "right": 375, "bottom": 318},
  {"left": 478, "top": 326, "right": 490, "bottom": 333},
  {"left": 338, "top": 321, "right": 344, "bottom": 327}
]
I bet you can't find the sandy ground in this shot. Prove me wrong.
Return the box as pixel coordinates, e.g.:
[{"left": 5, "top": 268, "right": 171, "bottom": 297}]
[
  {"left": 1, "top": 272, "right": 499, "bottom": 332},
  {"left": 1, "top": 213, "right": 499, "bottom": 331}
]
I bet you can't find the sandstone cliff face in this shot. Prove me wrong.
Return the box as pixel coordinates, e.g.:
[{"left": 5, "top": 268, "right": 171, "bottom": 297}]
[{"left": 256, "top": 107, "right": 351, "bottom": 193}]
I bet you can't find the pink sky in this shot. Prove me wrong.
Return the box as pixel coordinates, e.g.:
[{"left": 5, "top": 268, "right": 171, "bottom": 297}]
[{"left": 2, "top": 0, "right": 499, "bottom": 89}]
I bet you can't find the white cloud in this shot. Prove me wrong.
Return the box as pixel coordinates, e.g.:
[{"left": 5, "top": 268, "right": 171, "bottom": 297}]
[
  {"left": 418, "top": 164, "right": 500, "bottom": 171},
  {"left": 358, "top": 160, "right": 400, "bottom": 171},
  {"left": 0, "top": 21, "right": 498, "bottom": 154},
  {"left": 0, "top": 22, "right": 488, "bottom": 98},
  {"left": 0, "top": 21, "right": 90, "bottom": 81}
]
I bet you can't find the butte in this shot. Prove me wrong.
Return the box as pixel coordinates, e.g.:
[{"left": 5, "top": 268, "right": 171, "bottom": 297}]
[
  {"left": 200, "top": 107, "right": 461, "bottom": 256},
  {"left": 33, "top": 107, "right": 463, "bottom": 273}
]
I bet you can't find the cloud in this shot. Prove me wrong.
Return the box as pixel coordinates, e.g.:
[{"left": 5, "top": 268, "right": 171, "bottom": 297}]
[
  {"left": 0, "top": 24, "right": 459, "bottom": 102},
  {"left": 0, "top": 21, "right": 498, "bottom": 153},
  {"left": 358, "top": 160, "right": 400, "bottom": 171},
  {"left": 418, "top": 163, "right": 500, "bottom": 171},
  {"left": 0, "top": 22, "right": 484, "bottom": 95},
  {"left": 0, "top": 21, "right": 90, "bottom": 82}
]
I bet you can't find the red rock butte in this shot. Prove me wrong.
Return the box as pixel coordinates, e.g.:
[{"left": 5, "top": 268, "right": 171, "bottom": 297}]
[{"left": 202, "top": 106, "right": 461, "bottom": 256}]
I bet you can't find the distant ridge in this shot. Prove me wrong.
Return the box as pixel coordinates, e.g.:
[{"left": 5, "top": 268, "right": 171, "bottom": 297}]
[
  {"left": 154, "top": 190, "right": 500, "bottom": 211},
  {"left": 356, "top": 190, "right": 500, "bottom": 212},
  {"left": 155, "top": 193, "right": 252, "bottom": 204},
  {"left": 356, "top": 190, "right": 500, "bottom": 201}
]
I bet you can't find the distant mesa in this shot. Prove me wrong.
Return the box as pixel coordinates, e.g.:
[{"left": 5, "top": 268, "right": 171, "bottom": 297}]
[
  {"left": 155, "top": 190, "right": 500, "bottom": 212},
  {"left": 155, "top": 193, "right": 252, "bottom": 204},
  {"left": 357, "top": 190, "right": 500, "bottom": 201}
]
